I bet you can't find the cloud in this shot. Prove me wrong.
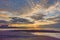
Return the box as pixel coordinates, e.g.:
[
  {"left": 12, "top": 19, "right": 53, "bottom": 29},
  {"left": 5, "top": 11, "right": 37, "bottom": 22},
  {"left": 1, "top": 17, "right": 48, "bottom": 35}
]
[
  {"left": 0, "top": 0, "right": 59, "bottom": 26},
  {"left": 0, "top": 13, "right": 9, "bottom": 20},
  {"left": 0, "top": 10, "right": 13, "bottom": 21},
  {"left": 37, "top": 1, "right": 59, "bottom": 22},
  {"left": 19, "top": 0, "right": 57, "bottom": 18},
  {"left": 14, "top": 0, "right": 59, "bottom": 25},
  {"left": 30, "top": 13, "right": 45, "bottom": 20},
  {"left": 10, "top": 17, "right": 34, "bottom": 24},
  {"left": 0, "top": 0, "right": 57, "bottom": 17}
]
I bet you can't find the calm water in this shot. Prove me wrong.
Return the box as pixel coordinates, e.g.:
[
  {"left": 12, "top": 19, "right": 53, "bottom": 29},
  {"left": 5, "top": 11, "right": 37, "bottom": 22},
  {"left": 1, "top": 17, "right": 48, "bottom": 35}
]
[{"left": 0, "top": 29, "right": 60, "bottom": 40}]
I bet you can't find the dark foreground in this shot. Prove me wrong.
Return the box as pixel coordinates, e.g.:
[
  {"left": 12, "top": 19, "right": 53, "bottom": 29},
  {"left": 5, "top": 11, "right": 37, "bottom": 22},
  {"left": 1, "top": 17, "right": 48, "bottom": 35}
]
[{"left": 0, "top": 30, "right": 60, "bottom": 40}]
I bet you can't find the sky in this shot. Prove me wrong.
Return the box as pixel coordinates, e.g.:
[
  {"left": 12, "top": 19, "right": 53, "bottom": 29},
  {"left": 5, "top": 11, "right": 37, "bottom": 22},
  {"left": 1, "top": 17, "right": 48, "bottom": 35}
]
[
  {"left": 0, "top": 0, "right": 60, "bottom": 39},
  {"left": 0, "top": 0, "right": 60, "bottom": 27}
]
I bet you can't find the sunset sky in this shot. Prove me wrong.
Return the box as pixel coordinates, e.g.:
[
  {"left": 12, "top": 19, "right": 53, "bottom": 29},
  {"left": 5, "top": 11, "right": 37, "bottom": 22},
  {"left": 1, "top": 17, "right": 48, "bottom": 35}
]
[{"left": 0, "top": 0, "right": 60, "bottom": 28}]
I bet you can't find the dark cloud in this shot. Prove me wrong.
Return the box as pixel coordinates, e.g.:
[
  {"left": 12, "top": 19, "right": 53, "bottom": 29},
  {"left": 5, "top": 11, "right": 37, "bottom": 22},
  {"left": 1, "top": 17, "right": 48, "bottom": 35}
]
[
  {"left": 10, "top": 17, "right": 34, "bottom": 24},
  {"left": 0, "top": 20, "right": 8, "bottom": 23},
  {"left": 30, "top": 13, "right": 46, "bottom": 20}
]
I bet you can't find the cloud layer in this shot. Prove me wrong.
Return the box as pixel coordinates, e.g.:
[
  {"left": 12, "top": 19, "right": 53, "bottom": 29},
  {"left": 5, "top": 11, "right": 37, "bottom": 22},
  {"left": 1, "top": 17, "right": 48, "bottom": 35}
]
[{"left": 0, "top": 0, "right": 60, "bottom": 25}]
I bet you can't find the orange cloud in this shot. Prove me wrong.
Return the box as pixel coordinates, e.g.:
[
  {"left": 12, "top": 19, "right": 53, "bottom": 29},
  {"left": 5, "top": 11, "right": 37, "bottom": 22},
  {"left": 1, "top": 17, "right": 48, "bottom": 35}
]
[
  {"left": 0, "top": 14, "right": 9, "bottom": 17},
  {"left": 0, "top": 10, "right": 12, "bottom": 21},
  {"left": 0, "top": 14, "right": 10, "bottom": 21}
]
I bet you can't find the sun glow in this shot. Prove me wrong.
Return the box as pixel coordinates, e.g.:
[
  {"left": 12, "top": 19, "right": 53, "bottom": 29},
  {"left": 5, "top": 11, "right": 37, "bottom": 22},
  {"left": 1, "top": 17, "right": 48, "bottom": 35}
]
[{"left": 8, "top": 20, "right": 56, "bottom": 30}]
